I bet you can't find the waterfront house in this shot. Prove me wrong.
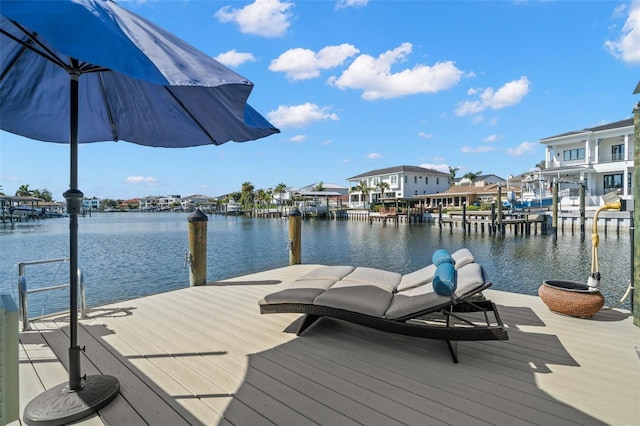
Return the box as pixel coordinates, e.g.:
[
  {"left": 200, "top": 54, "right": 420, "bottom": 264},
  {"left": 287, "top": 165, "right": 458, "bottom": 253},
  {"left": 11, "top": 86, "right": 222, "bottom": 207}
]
[
  {"left": 82, "top": 197, "right": 101, "bottom": 211},
  {"left": 416, "top": 183, "right": 521, "bottom": 208},
  {"left": 347, "top": 165, "right": 449, "bottom": 208},
  {"left": 539, "top": 118, "right": 634, "bottom": 207},
  {"left": 181, "top": 194, "right": 217, "bottom": 212}
]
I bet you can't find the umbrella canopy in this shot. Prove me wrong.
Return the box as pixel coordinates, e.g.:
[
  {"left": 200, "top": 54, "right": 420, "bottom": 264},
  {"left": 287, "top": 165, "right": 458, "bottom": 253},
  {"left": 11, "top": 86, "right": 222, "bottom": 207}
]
[
  {"left": 1, "top": 1, "right": 278, "bottom": 424},
  {"left": 0, "top": 0, "right": 278, "bottom": 146}
]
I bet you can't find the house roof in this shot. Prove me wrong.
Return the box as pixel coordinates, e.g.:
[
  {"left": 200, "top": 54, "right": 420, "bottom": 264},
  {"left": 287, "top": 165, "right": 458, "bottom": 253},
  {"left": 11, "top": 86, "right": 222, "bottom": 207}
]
[
  {"left": 347, "top": 165, "right": 448, "bottom": 180},
  {"left": 540, "top": 118, "right": 634, "bottom": 141},
  {"left": 453, "top": 174, "right": 505, "bottom": 183}
]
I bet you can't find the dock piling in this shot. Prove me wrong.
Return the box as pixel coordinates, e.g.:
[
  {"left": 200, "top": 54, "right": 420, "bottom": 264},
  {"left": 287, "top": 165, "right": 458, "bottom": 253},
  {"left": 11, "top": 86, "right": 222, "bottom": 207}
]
[{"left": 188, "top": 209, "right": 208, "bottom": 286}]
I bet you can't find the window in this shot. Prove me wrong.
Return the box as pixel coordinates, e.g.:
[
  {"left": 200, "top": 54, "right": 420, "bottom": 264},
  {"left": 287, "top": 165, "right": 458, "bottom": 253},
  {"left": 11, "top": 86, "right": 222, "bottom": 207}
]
[
  {"left": 425, "top": 177, "right": 429, "bottom": 184},
  {"left": 414, "top": 176, "right": 417, "bottom": 184},
  {"left": 390, "top": 175, "right": 397, "bottom": 184},
  {"left": 563, "top": 148, "right": 585, "bottom": 161},
  {"left": 404, "top": 176, "right": 407, "bottom": 183},
  {"left": 436, "top": 177, "right": 439, "bottom": 185},
  {"left": 604, "top": 174, "right": 623, "bottom": 190},
  {"left": 612, "top": 144, "right": 624, "bottom": 161}
]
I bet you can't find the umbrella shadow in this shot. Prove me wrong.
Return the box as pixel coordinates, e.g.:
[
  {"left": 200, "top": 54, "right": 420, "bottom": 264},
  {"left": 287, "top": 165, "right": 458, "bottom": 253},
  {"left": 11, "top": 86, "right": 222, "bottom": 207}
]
[{"left": 220, "top": 304, "right": 609, "bottom": 425}]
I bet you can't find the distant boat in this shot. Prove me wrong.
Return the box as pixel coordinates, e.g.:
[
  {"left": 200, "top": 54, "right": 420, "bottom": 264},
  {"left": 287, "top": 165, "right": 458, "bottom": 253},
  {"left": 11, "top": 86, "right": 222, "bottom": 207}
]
[
  {"left": 299, "top": 201, "right": 328, "bottom": 215},
  {"left": 224, "top": 201, "right": 242, "bottom": 215},
  {"left": 504, "top": 191, "right": 553, "bottom": 210}
]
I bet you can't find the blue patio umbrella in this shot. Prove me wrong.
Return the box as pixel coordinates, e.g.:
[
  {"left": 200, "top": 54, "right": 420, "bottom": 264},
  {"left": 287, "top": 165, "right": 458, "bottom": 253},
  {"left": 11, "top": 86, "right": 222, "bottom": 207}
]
[{"left": 0, "top": 1, "right": 278, "bottom": 424}]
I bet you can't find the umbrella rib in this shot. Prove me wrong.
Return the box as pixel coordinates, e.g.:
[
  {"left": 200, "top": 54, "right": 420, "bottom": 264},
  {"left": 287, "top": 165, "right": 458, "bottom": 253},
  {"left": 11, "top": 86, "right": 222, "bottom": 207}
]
[
  {"left": 0, "top": 22, "right": 67, "bottom": 69},
  {"left": 97, "top": 72, "right": 119, "bottom": 141},
  {"left": 164, "top": 86, "right": 219, "bottom": 145},
  {"left": 0, "top": 22, "right": 110, "bottom": 76}
]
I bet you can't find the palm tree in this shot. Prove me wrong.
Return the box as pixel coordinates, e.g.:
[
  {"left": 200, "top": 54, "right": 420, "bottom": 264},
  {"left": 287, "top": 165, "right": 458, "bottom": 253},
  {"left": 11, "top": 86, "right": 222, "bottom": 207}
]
[
  {"left": 314, "top": 181, "right": 325, "bottom": 192},
  {"left": 255, "top": 188, "right": 268, "bottom": 214},
  {"left": 273, "top": 183, "right": 287, "bottom": 213},
  {"left": 376, "top": 181, "right": 390, "bottom": 199},
  {"left": 15, "top": 184, "right": 32, "bottom": 196},
  {"left": 535, "top": 160, "right": 546, "bottom": 170},
  {"left": 462, "top": 170, "right": 483, "bottom": 183},
  {"left": 240, "top": 181, "right": 254, "bottom": 211},
  {"left": 352, "top": 180, "right": 371, "bottom": 209},
  {"left": 448, "top": 166, "right": 459, "bottom": 185}
]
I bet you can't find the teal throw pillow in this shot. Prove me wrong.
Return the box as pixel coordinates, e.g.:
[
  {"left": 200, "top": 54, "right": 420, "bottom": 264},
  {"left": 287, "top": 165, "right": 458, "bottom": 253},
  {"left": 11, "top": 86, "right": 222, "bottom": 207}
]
[{"left": 433, "top": 262, "right": 457, "bottom": 297}]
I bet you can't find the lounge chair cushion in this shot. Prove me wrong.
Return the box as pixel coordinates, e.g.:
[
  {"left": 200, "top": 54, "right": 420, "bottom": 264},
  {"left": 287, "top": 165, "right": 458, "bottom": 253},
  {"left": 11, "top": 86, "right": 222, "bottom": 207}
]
[
  {"left": 453, "top": 263, "right": 485, "bottom": 296},
  {"left": 337, "top": 266, "right": 401, "bottom": 292},
  {"left": 385, "top": 262, "right": 484, "bottom": 319},
  {"left": 296, "top": 265, "right": 355, "bottom": 281},
  {"left": 396, "top": 248, "right": 475, "bottom": 293},
  {"left": 433, "top": 262, "right": 457, "bottom": 296},
  {"left": 313, "top": 282, "right": 393, "bottom": 317},
  {"left": 451, "top": 248, "right": 475, "bottom": 269},
  {"left": 259, "top": 279, "right": 336, "bottom": 305},
  {"left": 396, "top": 264, "right": 436, "bottom": 292}
]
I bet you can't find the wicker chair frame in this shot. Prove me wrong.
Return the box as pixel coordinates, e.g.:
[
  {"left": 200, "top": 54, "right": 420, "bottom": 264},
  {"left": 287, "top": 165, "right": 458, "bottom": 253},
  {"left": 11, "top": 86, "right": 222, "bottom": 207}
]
[{"left": 260, "top": 282, "right": 508, "bottom": 363}]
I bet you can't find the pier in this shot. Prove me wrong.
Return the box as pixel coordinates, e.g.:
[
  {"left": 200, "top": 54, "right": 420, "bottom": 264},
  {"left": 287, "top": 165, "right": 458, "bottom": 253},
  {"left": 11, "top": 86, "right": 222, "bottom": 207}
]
[
  {"left": 440, "top": 210, "right": 549, "bottom": 235},
  {"left": 13, "top": 265, "right": 639, "bottom": 425}
]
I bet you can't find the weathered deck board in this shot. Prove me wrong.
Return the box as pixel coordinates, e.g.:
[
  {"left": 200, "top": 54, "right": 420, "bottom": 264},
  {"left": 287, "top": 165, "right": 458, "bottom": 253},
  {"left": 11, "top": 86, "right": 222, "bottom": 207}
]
[{"left": 15, "top": 264, "right": 639, "bottom": 426}]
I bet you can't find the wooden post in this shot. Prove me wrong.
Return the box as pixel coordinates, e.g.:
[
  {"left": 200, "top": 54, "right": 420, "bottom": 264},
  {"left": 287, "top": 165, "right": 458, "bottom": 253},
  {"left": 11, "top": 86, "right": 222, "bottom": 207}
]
[
  {"left": 497, "top": 186, "right": 503, "bottom": 234},
  {"left": 289, "top": 207, "right": 302, "bottom": 265},
  {"left": 552, "top": 178, "right": 558, "bottom": 239},
  {"left": 438, "top": 203, "right": 442, "bottom": 229},
  {"left": 490, "top": 201, "right": 496, "bottom": 235},
  {"left": 632, "top": 100, "right": 639, "bottom": 326},
  {"left": 188, "top": 209, "right": 208, "bottom": 286},
  {"left": 580, "top": 181, "right": 586, "bottom": 239},
  {"left": 462, "top": 202, "right": 467, "bottom": 233}
]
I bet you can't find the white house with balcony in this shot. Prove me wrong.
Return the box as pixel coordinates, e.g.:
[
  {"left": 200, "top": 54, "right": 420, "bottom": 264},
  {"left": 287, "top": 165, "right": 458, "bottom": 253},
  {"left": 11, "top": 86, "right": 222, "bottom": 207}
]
[
  {"left": 347, "top": 165, "right": 449, "bottom": 208},
  {"left": 539, "top": 118, "right": 634, "bottom": 207}
]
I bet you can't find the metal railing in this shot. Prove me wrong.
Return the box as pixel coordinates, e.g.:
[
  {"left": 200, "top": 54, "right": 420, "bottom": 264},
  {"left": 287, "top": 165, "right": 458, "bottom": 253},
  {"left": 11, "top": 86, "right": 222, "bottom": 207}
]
[{"left": 17, "top": 257, "right": 87, "bottom": 331}]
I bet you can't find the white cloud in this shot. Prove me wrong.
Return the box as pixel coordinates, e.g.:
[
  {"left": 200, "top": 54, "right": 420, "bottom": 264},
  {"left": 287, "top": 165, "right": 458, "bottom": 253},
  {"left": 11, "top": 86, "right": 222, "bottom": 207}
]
[
  {"left": 214, "top": 50, "right": 256, "bottom": 67},
  {"left": 605, "top": 1, "right": 640, "bottom": 63},
  {"left": 215, "top": 0, "right": 294, "bottom": 38},
  {"left": 455, "top": 76, "right": 530, "bottom": 116},
  {"left": 269, "top": 44, "right": 359, "bottom": 80},
  {"left": 461, "top": 145, "right": 496, "bottom": 153},
  {"left": 336, "top": 0, "right": 368, "bottom": 9},
  {"left": 419, "top": 163, "right": 449, "bottom": 173},
  {"left": 125, "top": 176, "right": 158, "bottom": 185},
  {"left": 484, "top": 133, "right": 503, "bottom": 143},
  {"left": 267, "top": 103, "right": 339, "bottom": 128},
  {"left": 328, "top": 42, "right": 464, "bottom": 100},
  {"left": 367, "top": 152, "right": 383, "bottom": 159},
  {"left": 320, "top": 140, "right": 332, "bottom": 145},
  {"left": 0, "top": 175, "right": 20, "bottom": 182},
  {"left": 506, "top": 141, "right": 537, "bottom": 157},
  {"left": 288, "top": 134, "right": 307, "bottom": 142},
  {"left": 418, "top": 132, "right": 433, "bottom": 139}
]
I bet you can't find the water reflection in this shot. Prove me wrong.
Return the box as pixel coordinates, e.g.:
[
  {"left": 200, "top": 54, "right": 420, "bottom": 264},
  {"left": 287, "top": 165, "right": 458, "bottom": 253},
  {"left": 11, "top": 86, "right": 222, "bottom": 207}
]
[{"left": 0, "top": 212, "right": 631, "bottom": 317}]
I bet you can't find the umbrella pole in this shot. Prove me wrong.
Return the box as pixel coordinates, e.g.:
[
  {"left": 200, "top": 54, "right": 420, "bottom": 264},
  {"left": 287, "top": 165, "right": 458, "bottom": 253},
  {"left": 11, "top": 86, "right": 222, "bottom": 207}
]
[{"left": 23, "top": 69, "right": 119, "bottom": 426}]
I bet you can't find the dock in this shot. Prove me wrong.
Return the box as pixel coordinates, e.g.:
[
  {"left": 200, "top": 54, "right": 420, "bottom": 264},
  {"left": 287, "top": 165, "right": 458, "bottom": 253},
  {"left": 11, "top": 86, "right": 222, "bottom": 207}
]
[
  {"left": 14, "top": 265, "right": 639, "bottom": 425},
  {"left": 440, "top": 210, "right": 549, "bottom": 235}
]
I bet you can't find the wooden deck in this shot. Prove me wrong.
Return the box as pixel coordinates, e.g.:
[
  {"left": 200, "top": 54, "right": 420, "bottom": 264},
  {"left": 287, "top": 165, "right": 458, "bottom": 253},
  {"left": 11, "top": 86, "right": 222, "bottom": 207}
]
[{"left": 15, "top": 265, "right": 639, "bottom": 426}]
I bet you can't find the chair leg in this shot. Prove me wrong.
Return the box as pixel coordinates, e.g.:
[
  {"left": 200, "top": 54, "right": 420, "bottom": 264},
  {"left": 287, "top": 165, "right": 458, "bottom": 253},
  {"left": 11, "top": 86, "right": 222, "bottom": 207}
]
[
  {"left": 444, "top": 307, "right": 459, "bottom": 363},
  {"left": 445, "top": 340, "right": 459, "bottom": 363},
  {"left": 296, "top": 314, "right": 320, "bottom": 335}
]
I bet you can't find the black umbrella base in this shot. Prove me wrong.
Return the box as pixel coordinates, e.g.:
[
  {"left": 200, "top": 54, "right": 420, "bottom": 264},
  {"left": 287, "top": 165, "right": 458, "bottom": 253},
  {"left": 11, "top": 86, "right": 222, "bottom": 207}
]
[{"left": 23, "top": 375, "right": 119, "bottom": 426}]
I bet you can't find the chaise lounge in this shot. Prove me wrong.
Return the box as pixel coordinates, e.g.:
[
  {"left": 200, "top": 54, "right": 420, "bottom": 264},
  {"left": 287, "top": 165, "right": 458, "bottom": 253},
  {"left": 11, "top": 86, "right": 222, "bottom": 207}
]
[{"left": 259, "top": 248, "right": 508, "bottom": 363}]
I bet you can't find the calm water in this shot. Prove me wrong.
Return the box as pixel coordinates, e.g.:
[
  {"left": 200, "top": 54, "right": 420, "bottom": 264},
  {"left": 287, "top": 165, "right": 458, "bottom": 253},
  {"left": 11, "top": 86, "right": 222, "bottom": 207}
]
[{"left": 0, "top": 212, "right": 632, "bottom": 317}]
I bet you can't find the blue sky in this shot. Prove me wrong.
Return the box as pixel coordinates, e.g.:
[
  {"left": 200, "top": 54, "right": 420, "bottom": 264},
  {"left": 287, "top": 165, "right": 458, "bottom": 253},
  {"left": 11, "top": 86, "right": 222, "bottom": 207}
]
[{"left": 1, "top": 0, "right": 639, "bottom": 200}]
